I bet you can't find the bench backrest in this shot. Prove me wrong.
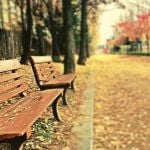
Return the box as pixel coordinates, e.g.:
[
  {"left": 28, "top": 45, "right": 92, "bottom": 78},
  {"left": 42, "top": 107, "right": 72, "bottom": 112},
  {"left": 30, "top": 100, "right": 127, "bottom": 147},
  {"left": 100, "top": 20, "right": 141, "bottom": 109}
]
[
  {"left": 30, "top": 56, "right": 60, "bottom": 86},
  {"left": 0, "top": 59, "right": 28, "bottom": 104}
]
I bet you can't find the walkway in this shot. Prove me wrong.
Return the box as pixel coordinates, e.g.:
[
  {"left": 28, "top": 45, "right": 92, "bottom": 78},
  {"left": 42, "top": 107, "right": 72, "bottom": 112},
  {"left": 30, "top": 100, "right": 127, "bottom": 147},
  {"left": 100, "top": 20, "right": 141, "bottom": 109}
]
[{"left": 92, "top": 55, "right": 150, "bottom": 150}]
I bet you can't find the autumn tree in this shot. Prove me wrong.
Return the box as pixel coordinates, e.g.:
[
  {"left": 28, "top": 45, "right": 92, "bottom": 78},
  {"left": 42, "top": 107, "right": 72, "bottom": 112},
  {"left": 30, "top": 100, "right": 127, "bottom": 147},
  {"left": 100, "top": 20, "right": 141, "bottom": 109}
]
[
  {"left": 43, "top": 0, "right": 63, "bottom": 61},
  {"left": 78, "top": 0, "right": 88, "bottom": 65},
  {"left": 20, "top": 0, "right": 33, "bottom": 64},
  {"left": 137, "top": 13, "right": 150, "bottom": 52},
  {"left": 62, "top": 0, "right": 75, "bottom": 73}
]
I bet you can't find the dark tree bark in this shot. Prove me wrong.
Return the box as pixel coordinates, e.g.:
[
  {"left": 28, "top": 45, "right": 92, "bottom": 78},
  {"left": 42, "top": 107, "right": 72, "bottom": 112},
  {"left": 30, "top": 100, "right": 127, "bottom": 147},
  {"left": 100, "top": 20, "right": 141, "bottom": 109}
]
[
  {"left": 62, "top": 0, "right": 75, "bottom": 74},
  {"left": 44, "top": 0, "right": 62, "bottom": 61},
  {"left": 20, "top": 0, "right": 33, "bottom": 64},
  {"left": 78, "top": 0, "right": 88, "bottom": 65},
  {"left": 0, "top": 0, "right": 4, "bottom": 28},
  {"left": 139, "top": 42, "right": 142, "bottom": 52},
  {"left": 36, "top": 24, "right": 45, "bottom": 55},
  {"left": 85, "top": 23, "right": 90, "bottom": 57},
  {"left": 146, "top": 34, "right": 150, "bottom": 53}
]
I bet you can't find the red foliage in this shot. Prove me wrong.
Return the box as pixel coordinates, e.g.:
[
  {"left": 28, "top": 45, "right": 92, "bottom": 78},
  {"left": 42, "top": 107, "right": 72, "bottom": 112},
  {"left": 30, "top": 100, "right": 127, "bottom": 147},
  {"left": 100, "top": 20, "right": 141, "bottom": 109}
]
[{"left": 115, "top": 11, "right": 150, "bottom": 42}]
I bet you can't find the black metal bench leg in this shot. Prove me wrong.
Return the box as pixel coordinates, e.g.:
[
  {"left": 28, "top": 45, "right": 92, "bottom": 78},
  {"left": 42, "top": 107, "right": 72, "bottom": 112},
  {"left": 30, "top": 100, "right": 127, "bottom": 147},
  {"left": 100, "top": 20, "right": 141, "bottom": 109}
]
[
  {"left": 71, "top": 81, "right": 75, "bottom": 92},
  {"left": 10, "top": 140, "right": 23, "bottom": 150},
  {"left": 62, "top": 88, "right": 68, "bottom": 106},
  {"left": 52, "top": 95, "right": 62, "bottom": 121},
  {"left": 6, "top": 135, "right": 26, "bottom": 150},
  {"left": 10, "top": 135, "right": 26, "bottom": 150}
]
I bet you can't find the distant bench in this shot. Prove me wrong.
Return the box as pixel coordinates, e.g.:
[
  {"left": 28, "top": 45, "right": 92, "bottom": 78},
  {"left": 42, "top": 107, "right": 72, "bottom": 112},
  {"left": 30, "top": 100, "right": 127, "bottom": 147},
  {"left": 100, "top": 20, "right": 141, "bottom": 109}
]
[
  {"left": 29, "top": 56, "right": 76, "bottom": 105},
  {"left": 0, "top": 59, "right": 63, "bottom": 150}
]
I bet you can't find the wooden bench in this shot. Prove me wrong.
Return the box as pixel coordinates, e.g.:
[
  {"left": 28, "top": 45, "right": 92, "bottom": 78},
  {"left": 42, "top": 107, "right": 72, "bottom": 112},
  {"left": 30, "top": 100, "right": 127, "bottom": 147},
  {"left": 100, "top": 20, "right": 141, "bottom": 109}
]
[
  {"left": 29, "top": 56, "right": 76, "bottom": 105},
  {"left": 0, "top": 59, "right": 63, "bottom": 150}
]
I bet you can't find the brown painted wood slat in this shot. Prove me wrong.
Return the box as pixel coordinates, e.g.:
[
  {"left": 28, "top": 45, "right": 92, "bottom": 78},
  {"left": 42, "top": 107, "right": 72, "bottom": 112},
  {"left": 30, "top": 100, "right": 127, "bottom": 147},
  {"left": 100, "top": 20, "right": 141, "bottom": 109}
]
[
  {"left": 35, "top": 70, "right": 55, "bottom": 82},
  {"left": 35, "top": 66, "right": 54, "bottom": 76},
  {"left": 0, "top": 77, "right": 25, "bottom": 94},
  {"left": 37, "top": 76, "right": 48, "bottom": 82},
  {"left": 0, "top": 91, "right": 40, "bottom": 116},
  {"left": 38, "top": 68, "right": 54, "bottom": 75},
  {"left": 0, "top": 59, "right": 20, "bottom": 73},
  {"left": 0, "top": 84, "right": 28, "bottom": 103},
  {"left": 37, "top": 74, "right": 61, "bottom": 84},
  {"left": 39, "top": 73, "right": 76, "bottom": 88},
  {"left": 0, "top": 89, "right": 62, "bottom": 140},
  {"left": 56, "top": 73, "right": 76, "bottom": 81},
  {"left": 34, "top": 64, "right": 59, "bottom": 81},
  {"left": 37, "top": 69, "right": 51, "bottom": 77},
  {"left": 0, "top": 91, "right": 42, "bottom": 130},
  {"left": 30, "top": 56, "right": 52, "bottom": 64},
  {"left": 0, "top": 72, "right": 23, "bottom": 83},
  {"left": 35, "top": 63, "right": 53, "bottom": 68},
  {"left": 47, "top": 72, "right": 60, "bottom": 79}
]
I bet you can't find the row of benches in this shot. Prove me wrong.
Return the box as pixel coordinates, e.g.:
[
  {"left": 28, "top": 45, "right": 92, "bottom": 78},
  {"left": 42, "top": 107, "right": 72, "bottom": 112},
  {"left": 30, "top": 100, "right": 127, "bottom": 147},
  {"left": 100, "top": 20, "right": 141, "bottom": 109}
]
[{"left": 0, "top": 56, "right": 76, "bottom": 150}]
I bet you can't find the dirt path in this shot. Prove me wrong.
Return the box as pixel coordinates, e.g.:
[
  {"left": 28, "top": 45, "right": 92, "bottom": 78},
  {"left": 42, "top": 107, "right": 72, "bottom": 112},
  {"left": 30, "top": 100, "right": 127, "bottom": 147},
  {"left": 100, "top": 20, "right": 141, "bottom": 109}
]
[{"left": 93, "top": 55, "right": 150, "bottom": 150}]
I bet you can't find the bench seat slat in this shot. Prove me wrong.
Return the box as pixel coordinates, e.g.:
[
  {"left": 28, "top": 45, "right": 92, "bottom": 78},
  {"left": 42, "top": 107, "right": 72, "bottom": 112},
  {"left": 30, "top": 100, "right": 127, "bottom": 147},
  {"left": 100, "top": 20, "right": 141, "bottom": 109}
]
[
  {"left": 0, "top": 91, "right": 42, "bottom": 129},
  {"left": 41, "top": 73, "right": 76, "bottom": 86},
  {"left": 0, "top": 89, "right": 62, "bottom": 140},
  {"left": 0, "top": 91, "right": 40, "bottom": 116}
]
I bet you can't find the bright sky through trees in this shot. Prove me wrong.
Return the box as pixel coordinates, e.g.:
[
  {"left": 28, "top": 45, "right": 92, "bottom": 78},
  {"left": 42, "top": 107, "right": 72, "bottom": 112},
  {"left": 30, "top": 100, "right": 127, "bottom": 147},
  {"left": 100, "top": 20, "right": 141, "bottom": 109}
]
[
  {"left": 100, "top": 3, "right": 125, "bottom": 45},
  {"left": 99, "top": 0, "right": 150, "bottom": 45}
]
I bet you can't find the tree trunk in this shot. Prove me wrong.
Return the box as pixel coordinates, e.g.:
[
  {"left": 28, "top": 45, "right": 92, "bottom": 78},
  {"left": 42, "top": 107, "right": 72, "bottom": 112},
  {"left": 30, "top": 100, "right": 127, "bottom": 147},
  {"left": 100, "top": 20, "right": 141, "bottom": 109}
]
[
  {"left": 139, "top": 42, "right": 142, "bottom": 52},
  {"left": 44, "top": 0, "right": 62, "bottom": 61},
  {"left": 78, "top": 0, "right": 88, "bottom": 65},
  {"left": 62, "top": 0, "right": 75, "bottom": 74},
  {"left": 146, "top": 35, "right": 150, "bottom": 53},
  {"left": 20, "top": 0, "right": 33, "bottom": 64},
  {"left": 85, "top": 23, "right": 90, "bottom": 57},
  {"left": 36, "top": 24, "right": 45, "bottom": 55},
  {"left": 48, "top": 12, "right": 61, "bottom": 56}
]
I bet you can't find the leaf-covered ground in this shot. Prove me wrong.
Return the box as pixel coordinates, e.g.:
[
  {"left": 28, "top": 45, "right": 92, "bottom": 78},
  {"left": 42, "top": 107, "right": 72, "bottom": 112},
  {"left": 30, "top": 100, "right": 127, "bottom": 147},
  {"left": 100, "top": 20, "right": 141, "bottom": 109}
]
[
  {"left": 24, "top": 54, "right": 150, "bottom": 150},
  {"left": 93, "top": 55, "right": 150, "bottom": 150},
  {"left": 0, "top": 54, "right": 150, "bottom": 150}
]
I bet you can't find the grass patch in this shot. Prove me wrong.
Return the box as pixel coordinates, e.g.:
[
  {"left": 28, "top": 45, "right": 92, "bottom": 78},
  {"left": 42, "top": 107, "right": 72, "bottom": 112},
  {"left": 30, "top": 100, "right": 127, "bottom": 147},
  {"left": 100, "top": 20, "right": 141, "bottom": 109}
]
[
  {"left": 126, "top": 52, "right": 150, "bottom": 56},
  {"left": 33, "top": 119, "right": 53, "bottom": 139}
]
